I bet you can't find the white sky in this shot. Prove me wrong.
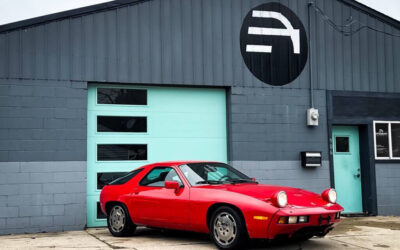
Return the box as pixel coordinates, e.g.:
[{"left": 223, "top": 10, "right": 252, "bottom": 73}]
[
  {"left": 0, "top": 0, "right": 113, "bottom": 25},
  {"left": 0, "top": 0, "right": 398, "bottom": 26},
  {"left": 357, "top": 0, "right": 400, "bottom": 21}
]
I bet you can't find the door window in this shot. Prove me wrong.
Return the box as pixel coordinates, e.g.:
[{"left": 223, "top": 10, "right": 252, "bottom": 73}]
[
  {"left": 335, "top": 136, "right": 350, "bottom": 153},
  {"left": 139, "top": 167, "right": 183, "bottom": 187}
]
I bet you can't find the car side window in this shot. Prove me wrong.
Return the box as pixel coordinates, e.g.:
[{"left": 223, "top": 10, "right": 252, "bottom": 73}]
[{"left": 139, "top": 167, "right": 183, "bottom": 187}]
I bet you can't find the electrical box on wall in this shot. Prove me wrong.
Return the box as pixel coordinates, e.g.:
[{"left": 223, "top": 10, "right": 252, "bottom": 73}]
[
  {"left": 301, "top": 152, "right": 322, "bottom": 167},
  {"left": 307, "top": 108, "right": 319, "bottom": 126}
]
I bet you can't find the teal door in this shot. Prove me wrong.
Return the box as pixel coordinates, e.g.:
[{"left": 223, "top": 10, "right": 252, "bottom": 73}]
[
  {"left": 332, "top": 126, "right": 363, "bottom": 213},
  {"left": 87, "top": 84, "right": 227, "bottom": 227}
]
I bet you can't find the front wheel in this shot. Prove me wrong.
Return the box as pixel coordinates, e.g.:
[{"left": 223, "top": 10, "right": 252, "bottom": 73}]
[
  {"left": 107, "top": 204, "right": 136, "bottom": 237},
  {"left": 210, "top": 206, "right": 248, "bottom": 249}
]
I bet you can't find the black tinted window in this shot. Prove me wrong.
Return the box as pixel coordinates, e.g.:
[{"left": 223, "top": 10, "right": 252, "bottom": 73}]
[
  {"left": 391, "top": 124, "right": 400, "bottom": 158},
  {"left": 139, "top": 167, "right": 182, "bottom": 187},
  {"left": 335, "top": 137, "right": 349, "bottom": 153},
  {"left": 108, "top": 169, "right": 143, "bottom": 186},
  {"left": 97, "top": 116, "right": 147, "bottom": 132},
  {"left": 375, "top": 123, "right": 389, "bottom": 157},
  {"left": 97, "top": 172, "right": 128, "bottom": 189},
  {"left": 97, "top": 88, "right": 147, "bottom": 105},
  {"left": 97, "top": 202, "right": 106, "bottom": 219},
  {"left": 97, "top": 144, "right": 147, "bottom": 161}
]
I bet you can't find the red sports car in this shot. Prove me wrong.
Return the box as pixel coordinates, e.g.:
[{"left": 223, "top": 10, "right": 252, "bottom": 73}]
[{"left": 100, "top": 161, "right": 343, "bottom": 249}]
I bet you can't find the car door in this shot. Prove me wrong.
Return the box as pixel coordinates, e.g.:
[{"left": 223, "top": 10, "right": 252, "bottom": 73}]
[{"left": 129, "top": 166, "right": 190, "bottom": 229}]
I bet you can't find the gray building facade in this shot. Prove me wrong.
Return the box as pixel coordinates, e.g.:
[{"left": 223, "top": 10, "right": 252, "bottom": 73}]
[{"left": 0, "top": 0, "right": 399, "bottom": 234}]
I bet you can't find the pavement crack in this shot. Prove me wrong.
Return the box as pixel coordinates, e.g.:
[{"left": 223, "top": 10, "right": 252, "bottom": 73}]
[{"left": 86, "top": 230, "right": 133, "bottom": 250}]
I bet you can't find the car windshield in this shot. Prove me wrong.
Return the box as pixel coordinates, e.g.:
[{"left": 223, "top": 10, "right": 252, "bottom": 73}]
[{"left": 179, "top": 162, "right": 255, "bottom": 186}]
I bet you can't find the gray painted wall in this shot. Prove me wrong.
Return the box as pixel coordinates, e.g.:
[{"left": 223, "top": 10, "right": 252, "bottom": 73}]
[
  {"left": 376, "top": 163, "right": 400, "bottom": 216},
  {"left": 0, "top": 161, "right": 86, "bottom": 235},
  {"left": 0, "top": 0, "right": 399, "bottom": 92}
]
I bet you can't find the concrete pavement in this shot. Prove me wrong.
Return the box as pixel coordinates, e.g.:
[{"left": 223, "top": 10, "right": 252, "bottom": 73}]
[{"left": 0, "top": 216, "right": 399, "bottom": 249}]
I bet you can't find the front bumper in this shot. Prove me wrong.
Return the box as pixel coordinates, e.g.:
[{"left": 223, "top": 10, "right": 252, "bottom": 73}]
[{"left": 266, "top": 207, "right": 342, "bottom": 240}]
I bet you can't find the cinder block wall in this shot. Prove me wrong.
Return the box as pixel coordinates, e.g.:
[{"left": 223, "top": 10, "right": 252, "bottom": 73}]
[
  {"left": 0, "top": 79, "right": 87, "bottom": 235},
  {"left": 376, "top": 163, "right": 400, "bottom": 216},
  {"left": 0, "top": 162, "right": 86, "bottom": 234}
]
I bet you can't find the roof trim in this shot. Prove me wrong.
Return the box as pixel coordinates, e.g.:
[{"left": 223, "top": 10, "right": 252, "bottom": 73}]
[
  {"left": 339, "top": 0, "right": 400, "bottom": 30},
  {"left": 0, "top": 0, "right": 398, "bottom": 34},
  {"left": 0, "top": 0, "right": 150, "bottom": 33}
]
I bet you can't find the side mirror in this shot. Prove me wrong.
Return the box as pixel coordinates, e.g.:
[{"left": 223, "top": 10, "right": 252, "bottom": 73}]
[{"left": 165, "top": 181, "right": 180, "bottom": 190}]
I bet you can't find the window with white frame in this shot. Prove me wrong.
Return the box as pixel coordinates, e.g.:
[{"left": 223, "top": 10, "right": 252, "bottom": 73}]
[{"left": 374, "top": 121, "right": 400, "bottom": 159}]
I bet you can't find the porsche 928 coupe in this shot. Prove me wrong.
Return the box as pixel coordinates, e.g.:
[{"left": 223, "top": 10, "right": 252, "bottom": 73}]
[{"left": 100, "top": 161, "right": 343, "bottom": 249}]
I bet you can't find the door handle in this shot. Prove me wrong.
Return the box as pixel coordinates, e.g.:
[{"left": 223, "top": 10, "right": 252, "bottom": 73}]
[{"left": 133, "top": 188, "right": 139, "bottom": 195}]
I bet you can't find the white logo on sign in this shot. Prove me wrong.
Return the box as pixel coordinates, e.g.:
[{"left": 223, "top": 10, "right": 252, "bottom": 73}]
[{"left": 246, "top": 10, "right": 300, "bottom": 54}]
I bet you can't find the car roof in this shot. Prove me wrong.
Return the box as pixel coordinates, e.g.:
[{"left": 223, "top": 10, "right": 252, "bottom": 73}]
[{"left": 139, "top": 160, "right": 221, "bottom": 169}]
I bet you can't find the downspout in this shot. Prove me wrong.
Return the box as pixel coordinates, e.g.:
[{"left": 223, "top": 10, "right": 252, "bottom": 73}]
[{"left": 308, "top": 0, "right": 315, "bottom": 108}]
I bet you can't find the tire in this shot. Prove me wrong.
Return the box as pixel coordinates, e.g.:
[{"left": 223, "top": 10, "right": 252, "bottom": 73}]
[
  {"left": 107, "top": 203, "right": 136, "bottom": 237},
  {"left": 209, "top": 206, "right": 248, "bottom": 250}
]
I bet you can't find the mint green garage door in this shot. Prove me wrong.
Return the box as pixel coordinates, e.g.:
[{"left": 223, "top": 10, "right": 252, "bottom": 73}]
[{"left": 87, "top": 84, "right": 227, "bottom": 227}]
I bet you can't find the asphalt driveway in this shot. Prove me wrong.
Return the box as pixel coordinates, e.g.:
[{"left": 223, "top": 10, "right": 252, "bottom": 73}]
[{"left": 0, "top": 216, "right": 399, "bottom": 249}]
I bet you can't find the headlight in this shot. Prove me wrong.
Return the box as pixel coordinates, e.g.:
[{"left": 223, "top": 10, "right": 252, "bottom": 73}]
[
  {"left": 273, "top": 191, "right": 287, "bottom": 208},
  {"left": 328, "top": 189, "right": 337, "bottom": 203},
  {"left": 322, "top": 188, "right": 337, "bottom": 203}
]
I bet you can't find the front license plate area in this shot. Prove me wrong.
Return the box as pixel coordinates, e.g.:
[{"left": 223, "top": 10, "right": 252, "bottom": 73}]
[{"left": 318, "top": 215, "right": 331, "bottom": 225}]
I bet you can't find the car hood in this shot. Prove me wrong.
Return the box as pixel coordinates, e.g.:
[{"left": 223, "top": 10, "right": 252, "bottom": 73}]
[{"left": 196, "top": 183, "right": 329, "bottom": 207}]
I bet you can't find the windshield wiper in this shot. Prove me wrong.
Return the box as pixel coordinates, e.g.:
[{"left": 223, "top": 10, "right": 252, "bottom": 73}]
[
  {"left": 227, "top": 179, "right": 258, "bottom": 184},
  {"left": 195, "top": 180, "right": 223, "bottom": 185}
]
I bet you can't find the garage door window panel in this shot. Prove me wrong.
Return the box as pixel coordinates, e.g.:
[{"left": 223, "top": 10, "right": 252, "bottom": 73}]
[
  {"left": 97, "top": 116, "right": 147, "bottom": 133},
  {"left": 97, "top": 144, "right": 147, "bottom": 161},
  {"left": 97, "top": 202, "right": 107, "bottom": 219},
  {"left": 97, "top": 88, "right": 147, "bottom": 105},
  {"left": 97, "top": 169, "right": 143, "bottom": 190}
]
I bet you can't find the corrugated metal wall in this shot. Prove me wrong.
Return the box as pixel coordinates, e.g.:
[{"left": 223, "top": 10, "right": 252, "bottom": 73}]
[{"left": 0, "top": 0, "right": 399, "bottom": 92}]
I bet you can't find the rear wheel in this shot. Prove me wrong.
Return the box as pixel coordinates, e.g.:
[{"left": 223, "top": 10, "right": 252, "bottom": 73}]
[
  {"left": 210, "top": 206, "right": 247, "bottom": 249},
  {"left": 107, "top": 204, "right": 136, "bottom": 237}
]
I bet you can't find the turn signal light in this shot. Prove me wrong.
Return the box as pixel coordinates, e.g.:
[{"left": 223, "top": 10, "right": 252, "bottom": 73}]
[{"left": 278, "top": 217, "right": 287, "bottom": 224}]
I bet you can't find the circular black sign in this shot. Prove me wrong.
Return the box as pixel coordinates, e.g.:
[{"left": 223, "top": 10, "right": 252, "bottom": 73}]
[{"left": 240, "top": 2, "right": 308, "bottom": 86}]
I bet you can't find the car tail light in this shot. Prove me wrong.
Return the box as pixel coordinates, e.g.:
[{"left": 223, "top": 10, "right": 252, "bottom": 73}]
[
  {"left": 321, "top": 188, "right": 337, "bottom": 203},
  {"left": 272, "top": 191, "right": 287, "bottom": 208}
]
